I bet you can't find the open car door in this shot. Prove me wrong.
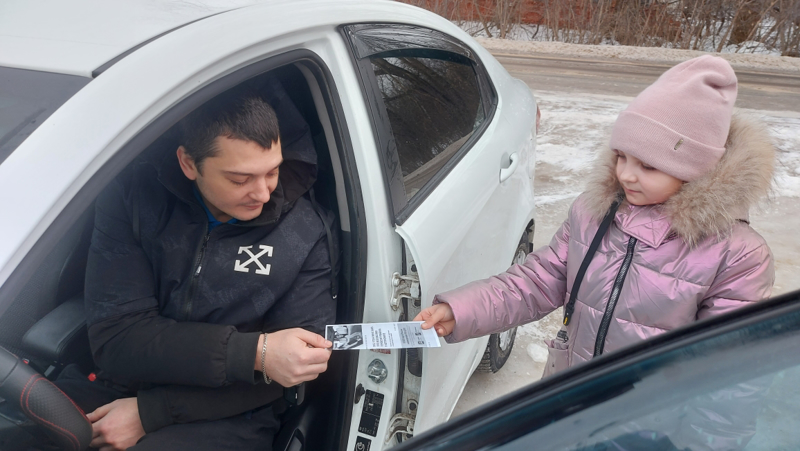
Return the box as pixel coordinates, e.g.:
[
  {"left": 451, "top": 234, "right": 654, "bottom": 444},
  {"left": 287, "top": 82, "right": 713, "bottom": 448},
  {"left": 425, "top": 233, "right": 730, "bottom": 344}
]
[{"left": 341, "top": 22, "right": 538, "bottom": 441}]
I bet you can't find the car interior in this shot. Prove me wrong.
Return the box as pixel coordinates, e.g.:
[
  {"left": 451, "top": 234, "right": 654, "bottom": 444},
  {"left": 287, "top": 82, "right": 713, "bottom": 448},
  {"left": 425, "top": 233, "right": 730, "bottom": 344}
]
[{"left": 0, "top": 57, "right": 364, "bottom": 451}]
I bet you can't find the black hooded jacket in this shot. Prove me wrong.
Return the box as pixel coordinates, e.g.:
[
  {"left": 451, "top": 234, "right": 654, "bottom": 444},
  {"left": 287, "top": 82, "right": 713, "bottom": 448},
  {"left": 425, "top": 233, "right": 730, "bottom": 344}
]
[{"left": 84, "top": 83, "right": 336, "bottom": 432}]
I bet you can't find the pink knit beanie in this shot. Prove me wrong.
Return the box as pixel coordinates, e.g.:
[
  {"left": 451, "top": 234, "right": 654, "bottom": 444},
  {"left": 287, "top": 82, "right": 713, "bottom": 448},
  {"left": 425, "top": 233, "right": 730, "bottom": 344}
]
[{"left": 609, "top": 55, "right": 737, "bottom": 181}]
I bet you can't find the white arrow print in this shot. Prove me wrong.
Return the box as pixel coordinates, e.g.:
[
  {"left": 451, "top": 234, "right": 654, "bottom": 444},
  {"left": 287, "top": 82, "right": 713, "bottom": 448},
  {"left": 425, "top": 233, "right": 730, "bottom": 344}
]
[{"left": 234, "top": 245, "right": 273, "bottom": 275}]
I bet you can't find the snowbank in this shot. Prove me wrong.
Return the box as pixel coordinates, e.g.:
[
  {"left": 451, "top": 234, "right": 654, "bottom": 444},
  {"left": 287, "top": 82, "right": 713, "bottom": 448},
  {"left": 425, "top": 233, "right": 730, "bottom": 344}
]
[
  {"left": 475, "top": 37, "right": 800, "bottom": 73},
  {"left": 534, "top": 90, "right": 800, "bottom": 199}
]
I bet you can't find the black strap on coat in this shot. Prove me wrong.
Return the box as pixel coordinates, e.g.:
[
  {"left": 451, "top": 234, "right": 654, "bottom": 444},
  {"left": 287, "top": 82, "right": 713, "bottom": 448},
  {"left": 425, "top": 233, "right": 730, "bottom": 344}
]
[{"left": 563, "top": 199, "right": 620, "bottom": 326}]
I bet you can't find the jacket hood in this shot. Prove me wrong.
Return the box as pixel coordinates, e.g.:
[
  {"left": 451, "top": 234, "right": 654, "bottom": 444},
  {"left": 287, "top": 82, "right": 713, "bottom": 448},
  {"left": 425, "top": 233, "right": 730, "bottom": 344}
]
[
  {"left": 153, "top": 125, "right": 317, "bottom": 227},
  {"left": 584, "top": 112, "right": 776, "bottom": 246}
]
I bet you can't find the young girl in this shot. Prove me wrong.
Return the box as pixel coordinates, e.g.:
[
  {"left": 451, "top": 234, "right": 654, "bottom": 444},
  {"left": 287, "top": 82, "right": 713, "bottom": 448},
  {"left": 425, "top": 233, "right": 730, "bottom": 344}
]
[{"left": 415, "top": 55, "right": 776, "bottom": 379}]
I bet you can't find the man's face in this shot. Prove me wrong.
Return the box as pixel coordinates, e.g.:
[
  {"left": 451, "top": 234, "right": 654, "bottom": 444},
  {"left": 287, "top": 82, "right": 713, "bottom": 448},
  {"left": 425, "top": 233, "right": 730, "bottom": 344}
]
[{"left": 178, "top": 136, "right": 283, "bottom": 222}]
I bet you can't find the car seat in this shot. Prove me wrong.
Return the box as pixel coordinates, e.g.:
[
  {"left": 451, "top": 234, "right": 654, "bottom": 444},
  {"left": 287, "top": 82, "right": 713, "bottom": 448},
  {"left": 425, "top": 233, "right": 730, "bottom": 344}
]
[{"left": 0, "top": 204, "right": 95, "bottom": 371}]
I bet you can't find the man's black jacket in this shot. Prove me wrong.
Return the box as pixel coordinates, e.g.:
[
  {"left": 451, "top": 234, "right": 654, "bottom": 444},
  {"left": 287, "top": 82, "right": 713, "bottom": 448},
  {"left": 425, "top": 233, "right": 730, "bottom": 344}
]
[{"left": 84, "top": 87, "right": 336, "bottom": 432}]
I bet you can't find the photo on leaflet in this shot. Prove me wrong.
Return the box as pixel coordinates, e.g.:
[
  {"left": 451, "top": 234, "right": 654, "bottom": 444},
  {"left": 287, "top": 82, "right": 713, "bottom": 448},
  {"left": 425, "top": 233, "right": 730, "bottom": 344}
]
[{"left": 326, "top": 324, "right": 365, "bottom": 350}]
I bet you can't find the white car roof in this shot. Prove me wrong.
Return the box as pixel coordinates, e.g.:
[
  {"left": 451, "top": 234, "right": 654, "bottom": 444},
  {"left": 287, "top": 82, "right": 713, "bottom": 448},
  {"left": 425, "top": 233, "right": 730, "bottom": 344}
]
[{"left": 0, "top": 0, "right": 267, "bottom": 77}]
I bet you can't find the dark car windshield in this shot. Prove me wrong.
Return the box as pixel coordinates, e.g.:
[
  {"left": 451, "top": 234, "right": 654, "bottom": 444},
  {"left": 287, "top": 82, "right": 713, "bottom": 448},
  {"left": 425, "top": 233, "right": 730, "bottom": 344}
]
[{"left": 0, "top": 66, "right": 91, "bottom": 165}]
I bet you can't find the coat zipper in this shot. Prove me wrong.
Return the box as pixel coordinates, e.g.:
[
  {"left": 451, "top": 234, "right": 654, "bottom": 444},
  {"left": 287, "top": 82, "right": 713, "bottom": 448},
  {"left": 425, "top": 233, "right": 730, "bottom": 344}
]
[
  {"left": 183, "top": 233, "right": 211, "bottom": 321},
  {"left": 593, "top": 236, "right": 637, "bottom": 357}
]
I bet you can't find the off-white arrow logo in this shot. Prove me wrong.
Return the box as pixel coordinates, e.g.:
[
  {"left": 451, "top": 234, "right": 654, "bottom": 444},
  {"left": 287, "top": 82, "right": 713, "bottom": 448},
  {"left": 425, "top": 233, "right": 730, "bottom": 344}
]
[{"left": 234, "top": 245, "right": 273, "bottom": 275}]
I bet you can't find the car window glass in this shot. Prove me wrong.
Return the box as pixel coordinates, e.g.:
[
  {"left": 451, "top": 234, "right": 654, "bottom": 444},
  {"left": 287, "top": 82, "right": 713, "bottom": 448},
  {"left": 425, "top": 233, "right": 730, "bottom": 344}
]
[
  {"left": 368, "top": 53, "right": 484, "bottom": 199},
  {"left": 0, "top": 67, "right": 90, "bottom": 165},
  {"left": 491, "top": 303, "right": 800, "bottom": 451},
  {"left": 345, "top": 23, "right": 475, "bottom": 61}
]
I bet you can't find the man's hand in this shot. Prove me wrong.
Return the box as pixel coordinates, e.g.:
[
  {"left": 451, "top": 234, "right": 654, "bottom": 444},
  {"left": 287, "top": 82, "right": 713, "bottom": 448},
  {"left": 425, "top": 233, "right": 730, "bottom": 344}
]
[
  {"left": 414, "top": 303, "right": 456, "bottom": 337},
  {"left": 256, "top": 328, "right": 333, "bottom": 387},
  {"left": 87, "top": 398, "right": 145, "bottom": 451}
]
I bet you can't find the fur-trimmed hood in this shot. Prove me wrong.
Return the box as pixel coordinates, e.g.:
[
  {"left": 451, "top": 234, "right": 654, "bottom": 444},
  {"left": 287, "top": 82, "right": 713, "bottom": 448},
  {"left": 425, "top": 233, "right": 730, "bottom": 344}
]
[{"left": 583, "top": 112, "right": 776, "bottom": 246}]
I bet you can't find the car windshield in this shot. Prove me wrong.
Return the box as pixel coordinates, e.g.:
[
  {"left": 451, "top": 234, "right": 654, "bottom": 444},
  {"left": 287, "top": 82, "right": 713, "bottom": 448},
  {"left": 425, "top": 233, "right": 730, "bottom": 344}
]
[{"left": 0, "top": 66, "right": 91, "bottom": 165}]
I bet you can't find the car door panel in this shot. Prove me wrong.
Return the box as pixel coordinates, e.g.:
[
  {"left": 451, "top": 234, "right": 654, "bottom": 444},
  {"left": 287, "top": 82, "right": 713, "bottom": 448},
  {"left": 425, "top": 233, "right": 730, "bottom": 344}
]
[
  {"left": 397, "top": 106, "right": 536, "bottom": 430},
  {"left": 341, "top": 22, "right": 537, "bottom": 435}
]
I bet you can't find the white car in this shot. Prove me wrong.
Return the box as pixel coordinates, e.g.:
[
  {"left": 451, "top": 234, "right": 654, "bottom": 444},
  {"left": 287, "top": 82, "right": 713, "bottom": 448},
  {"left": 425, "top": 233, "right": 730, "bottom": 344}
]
[{"left": 0, "top": 1, "right": 538, "bottom": 450}]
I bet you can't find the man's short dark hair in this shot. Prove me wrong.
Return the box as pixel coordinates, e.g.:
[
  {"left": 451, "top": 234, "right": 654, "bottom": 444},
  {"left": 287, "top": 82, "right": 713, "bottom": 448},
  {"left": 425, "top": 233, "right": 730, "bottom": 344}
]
[{"left": 180, "top": 92, "right": 280, "bottom": 171}]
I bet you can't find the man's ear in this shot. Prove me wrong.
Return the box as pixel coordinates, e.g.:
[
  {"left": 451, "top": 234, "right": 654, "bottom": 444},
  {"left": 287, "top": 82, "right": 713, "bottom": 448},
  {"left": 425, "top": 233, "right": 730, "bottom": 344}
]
[{"left": 177, "top": 146, "right": 199, "bottom": 181}]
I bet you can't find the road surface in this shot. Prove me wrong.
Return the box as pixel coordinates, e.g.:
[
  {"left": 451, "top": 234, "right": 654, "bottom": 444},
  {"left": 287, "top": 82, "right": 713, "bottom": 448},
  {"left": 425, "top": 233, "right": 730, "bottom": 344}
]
[{"left": 494, "top": 53, "right": 800, "bottom": 111}]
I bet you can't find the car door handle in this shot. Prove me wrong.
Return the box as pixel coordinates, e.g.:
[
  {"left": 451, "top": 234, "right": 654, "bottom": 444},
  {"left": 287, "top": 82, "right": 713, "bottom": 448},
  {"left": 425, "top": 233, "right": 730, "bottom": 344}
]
[{"left": 499, "top": 153, "right": 519, "bottom": 183}]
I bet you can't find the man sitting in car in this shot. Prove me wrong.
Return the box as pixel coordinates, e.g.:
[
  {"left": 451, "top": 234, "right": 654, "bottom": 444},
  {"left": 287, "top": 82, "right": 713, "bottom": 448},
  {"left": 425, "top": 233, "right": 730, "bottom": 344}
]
[{"left": 56, "top": 82, "right": 337, "bottom": 451}]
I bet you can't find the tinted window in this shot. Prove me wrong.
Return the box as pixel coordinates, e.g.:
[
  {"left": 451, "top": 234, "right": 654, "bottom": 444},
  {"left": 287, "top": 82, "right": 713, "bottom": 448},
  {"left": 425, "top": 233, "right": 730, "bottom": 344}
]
[
  {"left": 369, "top": 53, "right": 484, "bottom": 199},
  {"left": 0, "top": 67, "right": 90, "bottom": 165}
]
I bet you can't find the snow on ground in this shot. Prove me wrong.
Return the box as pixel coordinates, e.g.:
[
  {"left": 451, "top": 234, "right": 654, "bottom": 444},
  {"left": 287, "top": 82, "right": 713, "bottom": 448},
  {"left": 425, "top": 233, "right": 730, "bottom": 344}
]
[
  {"left": 475, "top": 37, "right": 800, "bottom": 72},
  {"left": 534, "top": 90, "right": 800, "bottom": 202}
]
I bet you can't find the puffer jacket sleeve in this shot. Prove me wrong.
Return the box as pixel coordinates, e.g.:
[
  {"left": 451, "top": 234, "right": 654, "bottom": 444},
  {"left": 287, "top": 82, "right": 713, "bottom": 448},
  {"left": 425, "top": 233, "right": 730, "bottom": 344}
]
[
  {"left": 85, "top": 176, "right": 261, "bottom": 388},
  {"left": 136, "top": 381, "right": 284, "bottom": 433},
  {"left": 697, "top": 233, "right": 774, "bottom": 320},
  {"left": 435, "top": 208, "right": 572, "bottom": 343}
]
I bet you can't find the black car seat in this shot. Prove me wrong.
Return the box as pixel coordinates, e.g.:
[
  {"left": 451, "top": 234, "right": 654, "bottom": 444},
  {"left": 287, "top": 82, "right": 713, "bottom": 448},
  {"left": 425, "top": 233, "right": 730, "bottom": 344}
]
[{"left": 0, "top": 204, "right": 94, "bottom": 365}]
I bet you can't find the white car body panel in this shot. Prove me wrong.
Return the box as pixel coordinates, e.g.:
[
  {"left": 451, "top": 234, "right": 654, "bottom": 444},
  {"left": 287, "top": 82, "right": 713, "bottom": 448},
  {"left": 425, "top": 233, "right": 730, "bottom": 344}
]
[
  {"left": 0, "top": 0, "right": 249, "bottom": 76},
  {"left": 396, "top": 69, "right": 537, "bottom": 432},
  {"left": 0, "top": 1, "right": 538, "bottom": 448}
]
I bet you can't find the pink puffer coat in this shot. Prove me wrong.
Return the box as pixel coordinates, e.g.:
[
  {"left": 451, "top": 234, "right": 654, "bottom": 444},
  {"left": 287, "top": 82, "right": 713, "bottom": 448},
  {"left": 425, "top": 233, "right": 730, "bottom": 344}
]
[{"left": 436, "top": 113, "right": 776, "bottom": 378}]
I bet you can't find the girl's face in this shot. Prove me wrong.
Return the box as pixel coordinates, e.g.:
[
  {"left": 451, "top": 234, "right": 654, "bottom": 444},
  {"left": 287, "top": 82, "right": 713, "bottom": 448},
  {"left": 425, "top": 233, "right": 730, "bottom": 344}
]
[{"left": 615, "top": 150, "right": 684, "bottom": 205}]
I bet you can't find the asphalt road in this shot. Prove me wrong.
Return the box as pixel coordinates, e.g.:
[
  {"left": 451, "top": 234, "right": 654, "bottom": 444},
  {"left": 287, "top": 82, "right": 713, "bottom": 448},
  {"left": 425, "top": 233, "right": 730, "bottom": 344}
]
[{"left": 494, "top": 53, "right": 800, "bottom": 111}]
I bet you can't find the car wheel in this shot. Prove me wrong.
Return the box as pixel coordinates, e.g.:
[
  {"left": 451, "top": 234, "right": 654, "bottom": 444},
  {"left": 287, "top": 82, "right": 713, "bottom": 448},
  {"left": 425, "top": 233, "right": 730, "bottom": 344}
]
[{"left": 477, "top": 237, "right": 528, "bottom": 373}]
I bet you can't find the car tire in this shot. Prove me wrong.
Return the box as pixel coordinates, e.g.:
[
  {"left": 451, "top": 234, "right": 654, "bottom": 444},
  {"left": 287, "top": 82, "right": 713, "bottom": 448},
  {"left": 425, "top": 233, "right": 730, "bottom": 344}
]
[{"left": 477, "top": 237, "right": 528, "bottom": 373}]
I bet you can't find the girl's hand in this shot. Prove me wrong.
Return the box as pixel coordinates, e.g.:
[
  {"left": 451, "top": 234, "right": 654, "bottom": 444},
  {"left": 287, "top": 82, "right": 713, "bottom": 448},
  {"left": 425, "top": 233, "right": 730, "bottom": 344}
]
[{"left": 413, "top": 303, "right": 455, "bottom": 337}]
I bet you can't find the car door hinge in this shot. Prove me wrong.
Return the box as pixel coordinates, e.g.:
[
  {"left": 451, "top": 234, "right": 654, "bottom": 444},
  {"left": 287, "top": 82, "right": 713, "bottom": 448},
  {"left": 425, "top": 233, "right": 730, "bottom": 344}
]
[
  {"left": 383, "top": 412, "right": 415, "bottom": 445},
  {"left": 390, "top": 272, "right": 420, "bottom": 311}
]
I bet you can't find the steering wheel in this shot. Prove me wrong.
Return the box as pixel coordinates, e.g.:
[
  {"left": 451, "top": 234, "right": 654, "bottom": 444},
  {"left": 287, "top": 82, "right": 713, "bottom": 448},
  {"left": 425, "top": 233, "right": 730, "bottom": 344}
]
[{"left": 0, "top": 346, "right": 92, "bottom": 451}]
